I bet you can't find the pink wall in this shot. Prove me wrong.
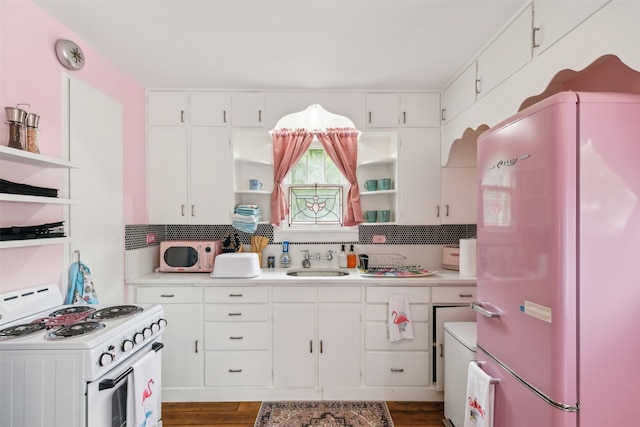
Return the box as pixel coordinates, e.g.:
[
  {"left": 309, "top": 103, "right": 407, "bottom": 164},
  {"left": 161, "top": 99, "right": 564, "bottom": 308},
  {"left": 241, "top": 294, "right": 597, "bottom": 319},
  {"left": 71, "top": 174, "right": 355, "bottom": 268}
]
[{"left": 0, "top": 0, "right": 147, "bottom": 293}]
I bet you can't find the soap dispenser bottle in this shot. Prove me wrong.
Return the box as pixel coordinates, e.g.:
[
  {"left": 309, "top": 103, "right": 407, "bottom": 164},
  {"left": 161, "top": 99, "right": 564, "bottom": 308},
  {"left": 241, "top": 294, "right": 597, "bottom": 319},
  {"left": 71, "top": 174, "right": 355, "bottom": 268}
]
[
  {"left": 347, "top": 244, "right": 357, "bottom": 268},
  {"left": 280, "top": 241, "right": 291, "bottom": 268},
  {"left": 339, "top": 244, "right": 348, "bottom": 268}
]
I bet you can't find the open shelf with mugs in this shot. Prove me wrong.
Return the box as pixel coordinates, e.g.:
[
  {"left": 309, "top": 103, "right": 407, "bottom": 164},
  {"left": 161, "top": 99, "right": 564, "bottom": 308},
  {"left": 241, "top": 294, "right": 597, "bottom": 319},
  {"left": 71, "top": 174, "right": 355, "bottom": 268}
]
[
  {"left": 357, "top": 132, "right": 397, "bottom": 224},
  {"left": 232, "top": 131, "right": 273, "bottom": 223}
]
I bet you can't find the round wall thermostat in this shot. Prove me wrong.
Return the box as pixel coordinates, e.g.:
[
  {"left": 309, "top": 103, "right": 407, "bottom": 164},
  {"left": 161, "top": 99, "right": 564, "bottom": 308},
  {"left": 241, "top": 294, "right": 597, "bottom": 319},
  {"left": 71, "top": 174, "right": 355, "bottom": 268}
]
[{"left": 55, "top": 39, "right": 85, "bottom": 70}]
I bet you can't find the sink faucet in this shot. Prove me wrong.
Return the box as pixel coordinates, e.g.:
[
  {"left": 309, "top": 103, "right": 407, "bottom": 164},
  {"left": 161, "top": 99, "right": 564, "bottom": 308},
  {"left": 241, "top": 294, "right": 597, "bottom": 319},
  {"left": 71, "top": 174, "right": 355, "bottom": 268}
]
[
  {"left": 301, "top": 250, "right": 311, "bottom": 268},
  {"left": 315, "top": 250, "right": 335, "bottom": 261}
]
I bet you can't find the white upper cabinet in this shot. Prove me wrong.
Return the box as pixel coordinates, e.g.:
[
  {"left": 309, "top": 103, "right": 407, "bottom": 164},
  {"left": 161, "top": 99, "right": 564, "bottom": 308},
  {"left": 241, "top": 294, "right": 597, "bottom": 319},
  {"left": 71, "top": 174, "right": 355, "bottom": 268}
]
[
  {"left": 190, "top": 92, "right": 231, "bottom": 127},
  {"left": 148, "top": 91, "right": 188, "bottom": 126},
  {"left": 476, "top": 4, "right": 533, "bottom": 99},
  {"left": 398, "top": 129, "right": 441, "bottom": 225},
  {"left": 440, "top": 167, "right": 477, "bottom": 225},
  {"left": 533, "top": 0, "right": 611, "bottom": 56},
  {"left": 367, "top": 93, "right": 440, "bottom": 128},
  {"left": 366, "top": 93, "right": 399, "bottom": 128},
  {"left": 232, "top": 92, "right": 265, "bottom": 127},
  {"left": 400, "top": 93, "right": 441, "bottom": 128},
  {"left": 442, "top": 62, "right": 477, "bottom": 123}
]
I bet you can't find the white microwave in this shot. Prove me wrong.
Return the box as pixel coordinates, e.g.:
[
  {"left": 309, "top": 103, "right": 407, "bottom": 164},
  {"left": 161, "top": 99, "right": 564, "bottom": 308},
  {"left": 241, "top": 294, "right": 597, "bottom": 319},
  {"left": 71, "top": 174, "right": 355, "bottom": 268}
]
[{"left": 159, "top": 240, "right": 222, "bottom": 272}]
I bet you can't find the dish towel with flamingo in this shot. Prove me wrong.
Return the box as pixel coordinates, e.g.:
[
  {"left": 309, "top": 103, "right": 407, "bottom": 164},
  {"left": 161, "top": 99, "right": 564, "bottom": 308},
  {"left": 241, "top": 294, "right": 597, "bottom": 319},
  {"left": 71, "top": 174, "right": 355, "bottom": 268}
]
[
  {"left": 132, "top": 350, "right": 160, "bottom": 427},
  {"left": 388, "top": 294, "right": 413, "bottom": 342},
  {"left": 464, "top": 361, "right": 495, "bottom": 427}
]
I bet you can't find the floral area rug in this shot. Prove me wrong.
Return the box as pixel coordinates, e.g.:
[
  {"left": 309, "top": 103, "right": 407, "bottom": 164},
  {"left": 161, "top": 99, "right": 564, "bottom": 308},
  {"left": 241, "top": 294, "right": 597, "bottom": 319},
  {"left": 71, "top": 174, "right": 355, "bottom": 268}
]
[{"left": 254, "top": 401, "right": 394, "bottom": 427}]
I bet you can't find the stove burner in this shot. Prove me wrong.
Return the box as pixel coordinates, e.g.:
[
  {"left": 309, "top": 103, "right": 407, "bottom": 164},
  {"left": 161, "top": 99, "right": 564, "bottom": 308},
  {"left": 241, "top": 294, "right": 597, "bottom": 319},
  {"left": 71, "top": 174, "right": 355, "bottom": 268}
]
[
  {"left": 32, "top": 311, "right": 95, "bottom": 328},
  {"left": 0, "top": 323, "right": 47, "bottom": 339},
  {"left": 49, "top": 306, "right": 95, "bottom": 317},
  {"left": 45, "top": 321, "right": 105, "bottom": 340},
  {"left": 91, "top": 305, "right": 143, "bottom": 320}
]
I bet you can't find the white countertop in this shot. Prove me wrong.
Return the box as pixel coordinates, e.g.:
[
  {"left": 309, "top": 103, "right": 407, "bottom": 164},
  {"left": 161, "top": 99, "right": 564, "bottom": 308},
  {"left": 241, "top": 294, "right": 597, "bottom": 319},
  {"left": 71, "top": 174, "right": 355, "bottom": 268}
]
[{"left": 127, "top": 268, "right": 476, "bottom": 286}]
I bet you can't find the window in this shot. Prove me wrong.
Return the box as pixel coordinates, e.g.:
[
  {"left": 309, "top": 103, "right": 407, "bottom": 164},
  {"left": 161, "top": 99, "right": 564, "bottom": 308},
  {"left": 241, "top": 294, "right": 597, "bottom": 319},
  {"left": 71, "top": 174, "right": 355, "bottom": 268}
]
[{"left": 284, "top": 144, "right": 347, "bottom": 227}]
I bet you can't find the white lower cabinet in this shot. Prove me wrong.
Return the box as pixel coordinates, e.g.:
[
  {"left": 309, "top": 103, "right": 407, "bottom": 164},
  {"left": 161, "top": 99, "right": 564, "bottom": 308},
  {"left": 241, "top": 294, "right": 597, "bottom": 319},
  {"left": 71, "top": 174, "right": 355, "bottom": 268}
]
[
  {"left": 203, "top": 287, "right": 270, "bottom": 387},
  {"left": 272, "top": 286, "right": 361, "bottom": 390},
  {"left": 364, "top": 286, "right": 431, "bottom": 387},
  {"left": 131, "top": 282, "right": 476, "bottom": 401},
  {"left": 135, "top": 286, "right": 204, "bottom": 388}
]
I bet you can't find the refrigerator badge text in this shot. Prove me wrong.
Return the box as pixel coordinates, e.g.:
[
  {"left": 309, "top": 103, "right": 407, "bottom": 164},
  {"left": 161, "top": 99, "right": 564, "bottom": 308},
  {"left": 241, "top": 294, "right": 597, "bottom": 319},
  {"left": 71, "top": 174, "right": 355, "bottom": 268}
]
[
  {"left": 520, "top": 300, "right": 552, "bottom": 323},
  {"left": 489, "top": 154, "right": 531, "bottom": 170}
]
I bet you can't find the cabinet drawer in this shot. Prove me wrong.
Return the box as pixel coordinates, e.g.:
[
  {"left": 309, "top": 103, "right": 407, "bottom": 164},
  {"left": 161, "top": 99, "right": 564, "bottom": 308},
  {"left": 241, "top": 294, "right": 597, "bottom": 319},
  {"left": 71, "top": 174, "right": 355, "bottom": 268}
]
[
  {"left": 272, "top": 286, "right": 316, "bottom": 303},
  {"left": 365, "top": 323, "right": 430, "bottom": 350},
  {"left": 365, "top": 351, "right": 430, "bottom": 386},
  {"left": 204, "top": 322, "right": 269, "bottom": 350},
  {"left": 136, "top": 286, "right": 202, "bottom": 303},
  {"left": 318, "top": 286, "right": 361, "bottom": 303},
  {"left": 204, "top": 304, "right": 268, "bottom": 321},
  {"left": 365, "top": 304, "right": 429, "bottom": 322},
  {"left": 204, "top": 286, "right": 268, "bottom": 303},
  {"left": 431, "top": 286, "right": 476, "bottom": 303},
  {"left": 205, "top": 351, "right": 270, "bottom": 386},
  {"left": 366, "top": 287, "right": 430, "bottom": 303}
]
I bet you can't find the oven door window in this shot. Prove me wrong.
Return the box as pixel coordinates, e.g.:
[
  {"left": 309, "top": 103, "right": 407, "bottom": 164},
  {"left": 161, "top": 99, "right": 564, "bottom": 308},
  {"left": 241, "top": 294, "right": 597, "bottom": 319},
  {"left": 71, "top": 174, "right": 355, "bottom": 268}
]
[
  {"left": 111, "top": 378, "right": 128, "bottom": 427},
  {"left": 164, "top": 246, "right": 198, "bottom": 268}
]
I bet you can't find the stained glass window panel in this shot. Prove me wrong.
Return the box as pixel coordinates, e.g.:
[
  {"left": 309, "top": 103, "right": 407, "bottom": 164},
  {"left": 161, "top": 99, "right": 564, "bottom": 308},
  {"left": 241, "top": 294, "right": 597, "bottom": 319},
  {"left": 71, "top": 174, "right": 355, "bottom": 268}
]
[{"left": 288, "top": 185, "right": 343, "bottom": 226}]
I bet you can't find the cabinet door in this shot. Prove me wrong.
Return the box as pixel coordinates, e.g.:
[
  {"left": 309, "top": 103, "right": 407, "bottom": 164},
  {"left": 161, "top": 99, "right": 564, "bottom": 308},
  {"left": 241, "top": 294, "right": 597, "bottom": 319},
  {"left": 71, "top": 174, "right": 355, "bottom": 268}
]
[
  {"left": 440, "top": 167, "right": 477, "bottom": 224},
  {"left": 366, "top": 93, "right": 399, "bottom": 128},
  {"left": 400, "top": 93, "right": 441, "bottom": 128},
  {"left": 148, "top": 128, "right": 188, "bottom": 224},
  {"left": 433, "top": 305, "right": 476, "bottom": 391},
  {"left": 159, "top": 303, "right": 204, "bottom": 387},
  {"left": 477, "top": 4, "right": 532, "bottom": 99},
  {"left": 232, "top": 92, "right": 264, "bottom": 127},
  {"left": 533, "top": 0, "right": 610, "bottom": 56},
  {"left": 189, "top": 129, "right": 232, "bottom": 224},
  {"left": 272, "top": 303, "right": 316, "bottom": 387},
  {"left": 318, "top": 303, "right": 361, "bottom": 386},
  {"left": 398, "top": 129, "right": 441, "bottom": 225},
  {"left": 148, "top": 91, "right": 187, "bottom": 126},
  {"left": 190, "top": 92, "right": 231, "bottom": 127},
  {"left": 442, "top": 62, "right": 477, "bottom": 123}
]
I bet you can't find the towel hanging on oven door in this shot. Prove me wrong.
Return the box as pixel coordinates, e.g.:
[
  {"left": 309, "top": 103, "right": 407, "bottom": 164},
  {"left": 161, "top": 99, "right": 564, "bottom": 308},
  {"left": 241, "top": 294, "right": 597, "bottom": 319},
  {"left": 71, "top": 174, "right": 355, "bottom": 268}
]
[{"left": 65, "top": 251, "right": 99, "bottom": 305}]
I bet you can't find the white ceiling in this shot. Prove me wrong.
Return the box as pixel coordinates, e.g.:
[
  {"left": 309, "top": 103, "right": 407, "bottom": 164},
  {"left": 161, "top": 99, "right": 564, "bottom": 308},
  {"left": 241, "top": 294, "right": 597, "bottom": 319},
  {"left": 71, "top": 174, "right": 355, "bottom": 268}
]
[{"left": 34, "top": 0, "right": 528, "bottom": 91}]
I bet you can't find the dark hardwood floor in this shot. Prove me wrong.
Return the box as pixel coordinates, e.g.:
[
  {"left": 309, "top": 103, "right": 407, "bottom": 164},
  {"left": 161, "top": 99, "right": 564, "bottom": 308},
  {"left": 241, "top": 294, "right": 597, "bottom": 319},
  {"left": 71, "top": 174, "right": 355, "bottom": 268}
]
[{"left": 162, "top": 401, "right": 445, "bottom": 427}]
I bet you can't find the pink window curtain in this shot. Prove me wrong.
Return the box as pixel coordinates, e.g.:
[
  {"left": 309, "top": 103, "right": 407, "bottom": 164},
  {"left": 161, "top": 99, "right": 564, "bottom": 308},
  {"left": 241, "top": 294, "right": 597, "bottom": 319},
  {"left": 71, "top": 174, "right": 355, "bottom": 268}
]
[
  {"left": 270, "top": 128, "right": 314, "bottom": 226},
  {"left": 316, "top": 128, "right": 363, "bottom": 226}
]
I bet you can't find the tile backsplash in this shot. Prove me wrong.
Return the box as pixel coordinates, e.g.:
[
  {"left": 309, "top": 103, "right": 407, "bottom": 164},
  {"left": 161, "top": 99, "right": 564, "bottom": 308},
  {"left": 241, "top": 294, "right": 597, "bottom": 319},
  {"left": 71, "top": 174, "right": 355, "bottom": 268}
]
[{"left": 125, "top": 223, "right": 476, "bottom": 250}]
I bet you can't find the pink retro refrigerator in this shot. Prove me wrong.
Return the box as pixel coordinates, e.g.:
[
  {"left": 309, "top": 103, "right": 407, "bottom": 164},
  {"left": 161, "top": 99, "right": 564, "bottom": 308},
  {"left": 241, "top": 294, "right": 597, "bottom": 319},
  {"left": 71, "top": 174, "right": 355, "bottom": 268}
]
[{"left": 474, "top": 91, "right": 640, "bottom": 427}]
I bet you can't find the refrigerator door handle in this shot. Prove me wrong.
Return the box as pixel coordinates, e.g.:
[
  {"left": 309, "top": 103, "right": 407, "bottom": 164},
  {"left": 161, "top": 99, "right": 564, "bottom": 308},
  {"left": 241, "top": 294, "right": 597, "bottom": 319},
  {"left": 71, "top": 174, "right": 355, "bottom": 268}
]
[{"left": 471, "top": 302, "right": 502, "bottom": 318}]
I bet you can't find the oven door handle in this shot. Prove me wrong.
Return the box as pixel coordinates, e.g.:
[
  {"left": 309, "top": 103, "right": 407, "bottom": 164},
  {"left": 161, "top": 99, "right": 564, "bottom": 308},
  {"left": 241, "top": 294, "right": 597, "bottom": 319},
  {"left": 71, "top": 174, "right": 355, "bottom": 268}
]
[
  {"left": 99, "top": 367, "right": 133, "bottom": 391},
  {"left": 98, "top": 343, "right": 163, "bottom": 391}
]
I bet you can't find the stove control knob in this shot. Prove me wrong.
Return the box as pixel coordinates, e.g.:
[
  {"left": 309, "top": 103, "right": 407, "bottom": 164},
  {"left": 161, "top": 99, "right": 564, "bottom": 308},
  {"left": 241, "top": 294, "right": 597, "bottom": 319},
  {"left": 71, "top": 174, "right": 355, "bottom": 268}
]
[
  {"left": 151, "top": 322, "right": 160, "bottom": 333},
  {"left": 133, "top": 332, "right": 144, "bottom": 345},
  {"left": 99, "top": 352, "right": 114, "bottom": 367},
  {"left": 143, "top": 327, "right": 153, "bottom": 339},
  {"left": 121, "top": 339, "right": 134, "bottom": 352},
  {"left": 158, "top": 318, "right": 168, "bottom": 328}
]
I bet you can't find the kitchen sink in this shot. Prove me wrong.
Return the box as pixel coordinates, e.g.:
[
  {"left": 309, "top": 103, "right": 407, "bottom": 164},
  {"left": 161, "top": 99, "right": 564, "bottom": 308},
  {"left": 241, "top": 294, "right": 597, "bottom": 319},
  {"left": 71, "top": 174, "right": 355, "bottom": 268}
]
[{"left": 286, "top": 269, "right": 350, "bottom": 277}]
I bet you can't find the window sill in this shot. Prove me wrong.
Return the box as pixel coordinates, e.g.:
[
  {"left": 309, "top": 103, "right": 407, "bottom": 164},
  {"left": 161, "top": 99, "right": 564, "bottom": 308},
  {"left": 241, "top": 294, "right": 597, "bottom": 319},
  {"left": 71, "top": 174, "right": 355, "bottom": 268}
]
[{"left": 274, "top": 227, "right": 359, "bottom": 243}]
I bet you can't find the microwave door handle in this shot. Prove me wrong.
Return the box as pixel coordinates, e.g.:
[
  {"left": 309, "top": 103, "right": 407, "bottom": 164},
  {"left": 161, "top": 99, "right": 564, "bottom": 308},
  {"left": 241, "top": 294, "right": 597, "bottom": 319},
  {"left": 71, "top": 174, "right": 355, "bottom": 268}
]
[{"left": 197, "top": 244, "right": 202, "bottom": 270}]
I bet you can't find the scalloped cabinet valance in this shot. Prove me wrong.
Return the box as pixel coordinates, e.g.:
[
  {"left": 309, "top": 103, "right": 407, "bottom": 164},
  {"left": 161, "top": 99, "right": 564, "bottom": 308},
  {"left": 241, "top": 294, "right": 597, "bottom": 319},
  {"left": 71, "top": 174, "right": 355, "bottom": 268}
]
[{"left": 441, "top": 0, "right": 640, "bottom": 166}]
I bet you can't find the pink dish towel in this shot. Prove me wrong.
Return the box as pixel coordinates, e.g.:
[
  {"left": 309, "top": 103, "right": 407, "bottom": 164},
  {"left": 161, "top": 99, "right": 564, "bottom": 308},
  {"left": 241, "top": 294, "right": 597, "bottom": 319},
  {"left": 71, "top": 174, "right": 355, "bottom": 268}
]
[
  {"left": 132, "top": 350, "right": 160, "bottom": 427},
  {"left": 464, "top": 361, "right": 495, "bottom": 427},
  {"left": 388, "top": 294, "right": 413, "bottom": 342}
]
